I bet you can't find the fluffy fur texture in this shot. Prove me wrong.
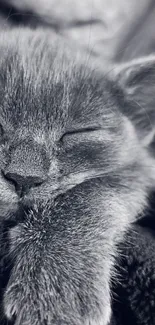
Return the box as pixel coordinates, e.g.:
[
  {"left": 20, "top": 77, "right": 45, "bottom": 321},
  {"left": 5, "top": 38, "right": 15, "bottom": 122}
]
[
  {"left": 112, "top": 206, "right": 155, "bottom": 325},
  {"left": 0, "top": 28, "right": 154, "bottom": 324}
]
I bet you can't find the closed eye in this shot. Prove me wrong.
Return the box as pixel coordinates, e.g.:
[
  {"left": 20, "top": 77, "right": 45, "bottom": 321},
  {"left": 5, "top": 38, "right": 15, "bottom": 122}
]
[{"left": 61, "top": 127, "right": 100, "bottom": 138}]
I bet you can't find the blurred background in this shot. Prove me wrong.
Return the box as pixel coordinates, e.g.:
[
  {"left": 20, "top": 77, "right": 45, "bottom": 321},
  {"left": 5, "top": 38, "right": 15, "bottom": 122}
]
[{"left": 0, "top": 0, "right": 155, "bottom": 63}]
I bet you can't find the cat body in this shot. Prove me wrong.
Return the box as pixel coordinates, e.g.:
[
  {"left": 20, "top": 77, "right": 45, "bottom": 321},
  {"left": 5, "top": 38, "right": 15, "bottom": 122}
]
[{"left": 0, "top": 28, "right": 154, "bottom": 325}]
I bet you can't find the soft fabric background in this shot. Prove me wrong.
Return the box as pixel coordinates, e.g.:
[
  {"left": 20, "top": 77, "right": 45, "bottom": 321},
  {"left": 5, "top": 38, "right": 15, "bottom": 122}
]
[{"left": 0, "top": 0, "right": 155, "bottom": 62}]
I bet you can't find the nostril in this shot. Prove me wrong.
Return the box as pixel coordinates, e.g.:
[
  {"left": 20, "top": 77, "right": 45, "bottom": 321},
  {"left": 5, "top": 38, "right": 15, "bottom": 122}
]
[
  {"left": 3, "top": 172, "right": 29, "bottom": 197},
  {"left": 2, "top": 171, "right": 18, "bottom": 189},
  {"left": 2, "top": 171, "right": 24, "bottom": 196},
  {"left": 4, "top": 172, "right": 25, "bottom": 198},
  {"left": 34, "top": 181, "right": 44, "bottom": 187}
]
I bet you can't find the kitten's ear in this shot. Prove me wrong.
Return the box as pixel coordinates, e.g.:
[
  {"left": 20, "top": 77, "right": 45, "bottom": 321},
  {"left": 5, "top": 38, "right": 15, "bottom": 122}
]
[{"left": 114, "top": 56, "right": 155, "bottom": 148}]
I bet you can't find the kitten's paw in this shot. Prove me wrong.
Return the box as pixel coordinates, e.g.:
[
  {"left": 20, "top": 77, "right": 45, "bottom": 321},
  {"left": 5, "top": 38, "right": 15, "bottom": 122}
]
[
  {"left": 3, "top": 283, "right": 22, "bottom": 322},
  {"left": 4, "top": 284, "right": 112, "bottom": 325}
]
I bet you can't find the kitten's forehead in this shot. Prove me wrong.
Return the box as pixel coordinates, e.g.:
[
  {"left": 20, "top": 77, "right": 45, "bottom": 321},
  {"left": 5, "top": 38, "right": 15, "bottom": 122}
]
[{"left": 0, "top": 30, "right": 122, "bottom": 137}]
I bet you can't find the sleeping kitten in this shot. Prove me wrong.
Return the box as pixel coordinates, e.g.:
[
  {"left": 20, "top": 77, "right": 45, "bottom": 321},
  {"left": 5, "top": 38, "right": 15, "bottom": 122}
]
[{"left": 0, "top": 28, "right": 154, "bottom": 325}]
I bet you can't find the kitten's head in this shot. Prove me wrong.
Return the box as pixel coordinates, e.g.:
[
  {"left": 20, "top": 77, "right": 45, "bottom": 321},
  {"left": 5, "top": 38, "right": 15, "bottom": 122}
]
[
  {"left": 1, "top": 29, "right": 155, "bottom": 325},
  {"left": 0, "top": 29, "right": 154, "bottom": 223}
]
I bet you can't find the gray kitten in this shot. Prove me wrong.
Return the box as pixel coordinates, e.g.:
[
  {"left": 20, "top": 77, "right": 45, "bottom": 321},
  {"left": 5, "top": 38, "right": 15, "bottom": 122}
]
[{"left": 0, "top": 28, "right": 154, "bottom": 325}]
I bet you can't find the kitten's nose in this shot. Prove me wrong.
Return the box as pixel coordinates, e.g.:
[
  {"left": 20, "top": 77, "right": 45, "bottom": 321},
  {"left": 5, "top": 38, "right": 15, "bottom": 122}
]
[
  {"left": 4, "top": 168, "right": 47, "bottom": 198},
  {"left": 4, "top": 170, "right": 46, "bottom": 197},
  {"left": 5, "top": 171, "right": 45, "bottom": 188},
  {"left": 4, "top": 139, "right": 49, "bottom": 196}
]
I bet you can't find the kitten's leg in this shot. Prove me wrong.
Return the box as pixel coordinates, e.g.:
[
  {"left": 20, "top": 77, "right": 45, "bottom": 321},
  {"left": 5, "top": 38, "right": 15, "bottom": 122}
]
[{"left": 3, "top": 222, "right": 116, "bottom": 325}]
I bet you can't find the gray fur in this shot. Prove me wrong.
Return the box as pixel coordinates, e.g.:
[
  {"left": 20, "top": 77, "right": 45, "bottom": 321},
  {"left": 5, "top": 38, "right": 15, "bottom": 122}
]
[{"left": 0, "top": 28, "right": 154, "bottom": 325}]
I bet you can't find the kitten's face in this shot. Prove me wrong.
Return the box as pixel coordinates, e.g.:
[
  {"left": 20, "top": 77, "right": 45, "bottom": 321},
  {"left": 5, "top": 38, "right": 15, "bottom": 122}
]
[{"left": 0, "top": 30, "right": 142, "bottom": 225}]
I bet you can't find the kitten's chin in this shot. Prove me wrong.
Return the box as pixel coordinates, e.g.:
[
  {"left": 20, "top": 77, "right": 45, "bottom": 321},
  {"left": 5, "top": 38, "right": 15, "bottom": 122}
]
[{"left": 0, "top": 200, "right": 19, "bottom": 221}]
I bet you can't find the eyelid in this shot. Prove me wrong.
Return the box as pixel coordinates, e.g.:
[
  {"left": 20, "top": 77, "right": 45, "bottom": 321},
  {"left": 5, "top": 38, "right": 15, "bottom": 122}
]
[{"left": 63, "top": 127, "right": 100, "bottom": 137}]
